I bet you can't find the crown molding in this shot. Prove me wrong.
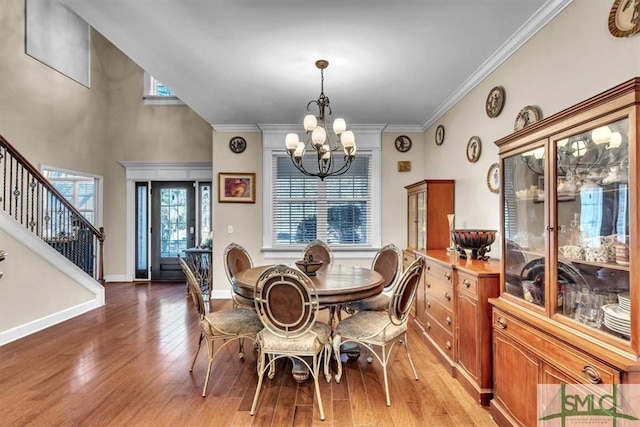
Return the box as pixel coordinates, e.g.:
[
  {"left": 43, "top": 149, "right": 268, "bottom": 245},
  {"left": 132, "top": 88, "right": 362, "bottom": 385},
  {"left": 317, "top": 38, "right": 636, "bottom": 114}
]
[
  {"left": 211, "top": 124, "right": 261, "bottom": 133},
  {"left": 420, "top": 0, "right": 573, "bottom": 130},
  {"left": 383, "top": 125, "right": 424, "bottom": 133}
]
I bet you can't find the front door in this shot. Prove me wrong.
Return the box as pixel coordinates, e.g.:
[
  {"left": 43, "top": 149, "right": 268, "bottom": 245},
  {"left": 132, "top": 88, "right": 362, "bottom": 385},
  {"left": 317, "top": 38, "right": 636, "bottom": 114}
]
[{"left": 151, "top": 181, "right": 196, "bottom": 281}]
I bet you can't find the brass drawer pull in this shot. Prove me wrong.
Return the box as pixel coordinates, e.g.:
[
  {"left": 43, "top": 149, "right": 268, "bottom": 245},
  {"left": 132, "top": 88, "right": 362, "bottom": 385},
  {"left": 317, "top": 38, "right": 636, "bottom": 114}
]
[
  {"left": 426, "top": 321, "right": 431, "bottom": 330},
  {"left": 497, "top": 317, "right": 507, "bottom": 329},
  {"left": 426, "top": 301, "right": 431, "bottom": 308},
  {"left": 463, "top": 279, "right": 471, "bottom": 288},
  {"left": 582, "top": 366, "right": 602, "bottom": 384},
  {"left": 444, "top": 272, "right": 451, "bottom": 281},
  {"left": 427, "top": 264, "right": 431, "bottom": 271},
  {"left": 445, "top": 316, "right": 451, "bottom": 325},
  {"left": 445, "top": 340, "right": 451, "bottom": 350},
  {"left": 444, "top": 292, "right": 451, "bottom": 302},
  {"left": 426, "top": 282, "right": 431, "bottom": 288}
]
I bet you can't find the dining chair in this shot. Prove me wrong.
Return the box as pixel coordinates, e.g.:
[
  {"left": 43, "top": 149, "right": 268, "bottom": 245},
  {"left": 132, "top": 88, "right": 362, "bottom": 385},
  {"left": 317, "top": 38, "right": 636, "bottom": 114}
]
[
  {"left": 332, "top": 256, "right": 425, "bottom": 406},
  {"left": 301, "top": 239, "right": 333, "bottom": 271},
  {"left": 179, "top": 256, "right": 263, "bottom": 397},
  {"left": 345, "top": 243, "right": 403, "bottom": 313},
  {"left": 250, "top": 264, "right": 332, "bottom": 421},
  {"left": 223, "top": 242, "right": 255, "bottom": 310}
]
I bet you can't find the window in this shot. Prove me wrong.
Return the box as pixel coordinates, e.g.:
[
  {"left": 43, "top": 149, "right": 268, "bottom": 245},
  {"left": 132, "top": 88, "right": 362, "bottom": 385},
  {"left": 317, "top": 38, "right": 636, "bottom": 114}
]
[
  {"left": 42, "top": 167, "right": 101, "bottom": 225},
  {"left": 143, "top": 72, "right": 184, "bottom": 105},
  {"left": 264, "top": 151, "right": 381, "bottom": 257}
]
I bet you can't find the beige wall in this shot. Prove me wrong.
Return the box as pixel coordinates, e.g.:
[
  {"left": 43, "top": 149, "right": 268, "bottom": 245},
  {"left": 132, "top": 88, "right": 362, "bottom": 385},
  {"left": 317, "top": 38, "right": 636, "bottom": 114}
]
[
  {"left": 422, "top": 0, "right": 640, "bottom": 255},
  {"left": 0, "top": 0, "right": 212, "bottom": 281},
  {"left": 0, "top": 230, "right": 94, "bottom": 331}
]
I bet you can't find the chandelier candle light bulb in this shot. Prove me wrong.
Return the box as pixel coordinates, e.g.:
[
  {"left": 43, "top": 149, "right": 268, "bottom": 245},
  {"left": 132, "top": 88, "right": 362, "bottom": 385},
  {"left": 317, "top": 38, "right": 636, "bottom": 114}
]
[{"left": 284, "top": 59, "right": 357, "bottom": 180}]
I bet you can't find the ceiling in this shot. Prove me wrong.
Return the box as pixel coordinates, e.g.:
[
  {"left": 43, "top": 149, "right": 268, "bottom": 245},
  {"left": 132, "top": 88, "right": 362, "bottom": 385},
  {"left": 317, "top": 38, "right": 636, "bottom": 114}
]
[{"left": 61, "top": 0, "right": 569, "bottom": 131}]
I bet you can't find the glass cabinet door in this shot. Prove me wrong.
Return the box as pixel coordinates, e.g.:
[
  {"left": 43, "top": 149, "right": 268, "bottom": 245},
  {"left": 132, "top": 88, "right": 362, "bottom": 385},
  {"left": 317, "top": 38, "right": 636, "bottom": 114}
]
[
  {"left": 554, "top": 117, "right": 630, "bottom": 341},
  {"left": 417, "top": 191, "right": 426, "bottom": 250},
  {"left": 408, "top": 192, "right": 418, "bottom": 249},
  {"left": 502, "top": 143, "right": 547, "bottom": 307}
]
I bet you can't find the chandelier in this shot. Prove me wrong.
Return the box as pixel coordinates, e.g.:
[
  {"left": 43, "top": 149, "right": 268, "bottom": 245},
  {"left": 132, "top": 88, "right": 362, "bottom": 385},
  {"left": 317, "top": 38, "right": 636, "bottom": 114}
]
[{"left": 285, "top": 60, "right": 356, "bottom": 180}]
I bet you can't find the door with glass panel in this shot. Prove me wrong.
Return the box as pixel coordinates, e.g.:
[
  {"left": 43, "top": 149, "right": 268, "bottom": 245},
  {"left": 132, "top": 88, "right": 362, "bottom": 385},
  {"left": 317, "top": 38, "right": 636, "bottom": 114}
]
[{"left": 151, "top": 182, "right": 196, "bottom": 281}]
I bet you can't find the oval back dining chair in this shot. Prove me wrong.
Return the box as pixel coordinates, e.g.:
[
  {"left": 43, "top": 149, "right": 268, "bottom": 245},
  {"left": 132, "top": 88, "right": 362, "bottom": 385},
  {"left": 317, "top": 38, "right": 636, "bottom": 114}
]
[
  {"left": 224, "top": 242, "right": 255, "bottom": 310},
  {"left": 346, "top": 243, "right": 403, "bottom": 313},
  {"left": 301, "top": 239, "right": 332, "bottom": 271},
  {"left": 179, "top": 256, "right": 262, "bottom": 397},
  {"left": 250, "top": 264, "right": 332, "bottom": 421},
  {"left": 332, "top": 256, "right": 425, "bottom": 406}
]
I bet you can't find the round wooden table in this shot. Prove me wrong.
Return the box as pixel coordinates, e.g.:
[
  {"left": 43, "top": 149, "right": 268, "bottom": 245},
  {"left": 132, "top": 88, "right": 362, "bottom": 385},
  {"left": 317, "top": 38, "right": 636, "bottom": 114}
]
[
  {"left": 234, "top": 263, "right": 384, "bottom": 382},
  {"left": 233, "top": 263, "right": 385, "bottom": 306}
]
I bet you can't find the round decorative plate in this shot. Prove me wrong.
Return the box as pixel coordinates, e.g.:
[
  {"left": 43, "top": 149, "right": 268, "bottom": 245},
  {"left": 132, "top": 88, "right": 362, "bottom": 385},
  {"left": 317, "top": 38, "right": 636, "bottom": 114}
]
[
  {"left": 394, "top": 135, "right": 412, "bottom": 152},
  {"left": 466, "top": 136, "right": 481, "bottom": 163},
  {"left": 514, "top": 106, "right": 541, "bottom": 131},
  {"left": 435, "top": 125, "right": 445, "bottom": 145},
  {"left": 229, "top": 136, "right": 247, "bottom": 154},
  {"left": 485, "top": 86, "right": 505, "bottom": 118},
  {"left": 608, "top": 0, "right": 640, "bottom": 37},
  {"left": 487, "top": 163, "right": 500, "bottom": 193}
]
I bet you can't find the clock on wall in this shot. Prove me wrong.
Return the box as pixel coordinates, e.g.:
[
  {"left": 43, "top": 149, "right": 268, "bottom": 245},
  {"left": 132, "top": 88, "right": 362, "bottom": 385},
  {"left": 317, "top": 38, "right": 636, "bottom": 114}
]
[
  {"left": 229, "top": 136, "right": 247, "bottom": 154},
  {"left": 394, "top": 135, "right": 412, "bottom": 152}
]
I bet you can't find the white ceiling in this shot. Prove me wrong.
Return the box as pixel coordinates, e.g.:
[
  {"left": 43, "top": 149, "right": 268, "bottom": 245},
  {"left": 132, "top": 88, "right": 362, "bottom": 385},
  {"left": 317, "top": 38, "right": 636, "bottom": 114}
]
[{"left": 61, "top": 0, "right": 570, "bottom": 131}]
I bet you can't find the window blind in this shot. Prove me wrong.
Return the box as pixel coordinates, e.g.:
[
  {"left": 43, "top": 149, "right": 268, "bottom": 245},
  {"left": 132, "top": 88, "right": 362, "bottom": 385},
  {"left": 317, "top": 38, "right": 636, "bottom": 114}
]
[{"left": 272, "top": 153, "right": 373, "bottom": 246}]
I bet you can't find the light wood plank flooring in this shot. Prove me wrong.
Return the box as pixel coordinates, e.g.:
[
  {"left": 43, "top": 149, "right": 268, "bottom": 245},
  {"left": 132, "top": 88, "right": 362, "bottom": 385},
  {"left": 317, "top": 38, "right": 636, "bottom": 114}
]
[{"left": 0, "top": 282, "right": 496, "bottom": 426}]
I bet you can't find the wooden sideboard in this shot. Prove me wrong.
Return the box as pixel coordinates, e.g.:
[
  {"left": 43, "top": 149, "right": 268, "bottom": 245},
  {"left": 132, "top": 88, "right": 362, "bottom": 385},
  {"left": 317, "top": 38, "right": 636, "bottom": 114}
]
[{"left": 404, "top": 249, "right": 500, "bottom": 406}]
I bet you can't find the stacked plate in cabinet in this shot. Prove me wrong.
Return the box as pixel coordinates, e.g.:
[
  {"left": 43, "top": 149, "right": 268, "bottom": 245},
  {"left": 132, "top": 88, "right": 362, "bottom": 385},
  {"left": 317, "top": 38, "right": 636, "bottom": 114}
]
[{"left": 602, "top": 293, "right": 630, "bottom": 338}]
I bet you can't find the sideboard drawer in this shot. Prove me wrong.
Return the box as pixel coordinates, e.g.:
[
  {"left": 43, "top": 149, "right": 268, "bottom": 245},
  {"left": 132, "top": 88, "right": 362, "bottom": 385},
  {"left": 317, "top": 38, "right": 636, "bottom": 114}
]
[
  {"left": 425, "top": 277, "right": 453, "bottom": 311},
  {"left": 425, "top": 298, "right": 453, "bottom": 334},
  {"left": 425, "top": 314, "right": 454, "bottom": 360},
  {"left": 424, "top": 260, "right": 452, "bottom": 284},
  {"left": 492, "top": 310, "right": 620, "bottom": 385},
  {"left": 457, "top": 272, "right": 478, "bottom": 295}
]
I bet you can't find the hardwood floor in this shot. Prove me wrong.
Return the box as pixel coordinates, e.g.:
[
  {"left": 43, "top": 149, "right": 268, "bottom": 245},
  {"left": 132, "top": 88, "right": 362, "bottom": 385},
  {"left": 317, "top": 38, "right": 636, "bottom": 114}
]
[{"left": 0, "top": 282, "right": 496, "bottom": 426}]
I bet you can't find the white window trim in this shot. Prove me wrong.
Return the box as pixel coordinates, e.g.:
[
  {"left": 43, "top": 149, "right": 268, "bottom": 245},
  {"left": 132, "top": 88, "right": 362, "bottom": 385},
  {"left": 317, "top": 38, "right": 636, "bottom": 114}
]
[
  {"left": 259, "top": 125, "right": 384, "bottom": 260},
  {"left": 143, "top": 71, "right": 184, "bottom": 106},
  {"left": 39, "top": 164, "right": 103, "bottom": 228}
]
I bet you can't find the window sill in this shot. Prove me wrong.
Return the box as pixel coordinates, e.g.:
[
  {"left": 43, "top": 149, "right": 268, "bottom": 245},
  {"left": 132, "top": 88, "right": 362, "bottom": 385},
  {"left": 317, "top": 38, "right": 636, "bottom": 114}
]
[{"left": 143, "top": 96, "right": 184, "bottom": 106}]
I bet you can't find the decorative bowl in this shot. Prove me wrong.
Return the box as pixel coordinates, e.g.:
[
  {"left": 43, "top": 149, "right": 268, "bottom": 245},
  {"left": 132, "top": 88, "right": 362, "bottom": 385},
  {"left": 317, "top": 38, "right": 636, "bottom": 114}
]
[
  {"left": 451, "top": 229, "right": 497, "bottom": 260},
  {"left": 295, "top": 259, "right": 323, "bottom": 276}
]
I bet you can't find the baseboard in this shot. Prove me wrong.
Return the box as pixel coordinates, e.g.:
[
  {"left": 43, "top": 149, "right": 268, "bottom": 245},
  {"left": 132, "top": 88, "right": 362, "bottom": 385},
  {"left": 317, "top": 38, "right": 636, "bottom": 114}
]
[
  {"left": 104, "top": 274, "right": 130, "bottom": 282},
  {"left": 0, "top": 299, "right": 103, "bottom": 346},
  {"left": 211, "top": 290, "right": 232, "bottom": 299}
]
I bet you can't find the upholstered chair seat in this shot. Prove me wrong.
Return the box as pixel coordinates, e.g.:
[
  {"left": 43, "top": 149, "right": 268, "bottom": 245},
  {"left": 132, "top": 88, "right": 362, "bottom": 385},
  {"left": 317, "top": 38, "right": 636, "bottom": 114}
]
[
  {"left": 335, "top": 310, "right": 406, "bottom": 344},
  {"left": 258, "top": 322, "right": 331, "bottom": 353}
]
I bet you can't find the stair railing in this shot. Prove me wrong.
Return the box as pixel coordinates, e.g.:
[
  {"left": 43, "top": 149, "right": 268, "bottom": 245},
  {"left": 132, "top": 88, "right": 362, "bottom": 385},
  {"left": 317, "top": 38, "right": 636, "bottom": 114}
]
[{"left": 0, "top": 134, "right": 105, "bottom": 282}]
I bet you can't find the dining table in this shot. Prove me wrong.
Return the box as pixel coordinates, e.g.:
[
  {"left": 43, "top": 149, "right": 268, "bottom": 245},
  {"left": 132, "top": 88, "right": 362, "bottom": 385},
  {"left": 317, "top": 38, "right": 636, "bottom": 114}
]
[{"left": 234, "top": 262, "right": 384, "bottom": 381}]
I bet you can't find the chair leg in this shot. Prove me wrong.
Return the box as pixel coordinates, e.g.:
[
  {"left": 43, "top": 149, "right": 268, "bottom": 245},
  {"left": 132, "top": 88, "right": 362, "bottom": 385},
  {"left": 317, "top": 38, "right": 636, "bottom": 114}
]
[
  {"left": 402, "top": 332, "right": 419, "bottom": 380},
  {"left": 381, "top": 343, "right": 391, "bottom": 406},
  {"left": 323, "top": 342, "right": 332, "bottom": 383},
  {"left": 190, "top": 332, "right": 204, "bottom": 372},
  {"left": 312, "top": 354, "right": 326, "bottom": 421},
  {"left": 238, "top": 337, "right": 245, "bottom": 358},
  {"left": 250, "top": 353, "right": 267, "bottom": 416},
  {"left": 201, "top": 338, "right": 215, "bottom": 397},
  {"left": 332, "top": 335, "right": 343, "bottom": 383}
]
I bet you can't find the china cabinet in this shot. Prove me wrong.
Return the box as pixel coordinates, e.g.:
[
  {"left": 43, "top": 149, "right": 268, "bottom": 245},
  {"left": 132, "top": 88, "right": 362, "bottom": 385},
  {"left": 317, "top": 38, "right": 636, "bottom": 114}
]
[
  {"left": 405, "top": 180, "right": 455, "bottom": 251},
  {"left": 491, "top": 78, "right": 640, "bottom": 426}
]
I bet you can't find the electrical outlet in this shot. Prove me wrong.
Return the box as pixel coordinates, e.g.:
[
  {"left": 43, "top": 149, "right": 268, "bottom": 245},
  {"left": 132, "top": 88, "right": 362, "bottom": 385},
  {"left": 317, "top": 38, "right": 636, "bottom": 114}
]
[{"left": 227, "top": 225, "right": 233, "bottom": 234}]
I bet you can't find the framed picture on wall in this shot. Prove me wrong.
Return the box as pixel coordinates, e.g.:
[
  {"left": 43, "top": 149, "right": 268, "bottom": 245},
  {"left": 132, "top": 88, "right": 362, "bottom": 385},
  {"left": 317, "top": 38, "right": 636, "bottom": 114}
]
[{"left": 218, "top": 172, "right": 256, "bottom": 203}]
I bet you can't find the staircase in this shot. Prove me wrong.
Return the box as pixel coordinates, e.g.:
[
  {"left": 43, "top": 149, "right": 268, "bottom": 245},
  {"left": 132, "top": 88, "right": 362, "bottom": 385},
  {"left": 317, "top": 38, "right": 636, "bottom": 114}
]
[{"left": 0, "top": 134, "right": 106, "bottom": 345}]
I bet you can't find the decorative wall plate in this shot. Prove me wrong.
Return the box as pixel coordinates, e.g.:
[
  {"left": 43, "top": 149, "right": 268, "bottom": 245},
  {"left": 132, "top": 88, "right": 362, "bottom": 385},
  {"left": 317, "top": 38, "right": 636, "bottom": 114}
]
[
  {"left": 435, "top": 125, "right": 445, "bottom": 145},
  {"left": 466, "top": 136, "right": 482, "bottom": 163},
  {"left": 608, "top": 0, "right": 640, "bottom": 37},
  {"left": 229, "top": 136, "right": 247, "bottom": 154},
  {"left": 485, "top": 86, "right": 505, "bottom": 118},
  {"left": 487, "top": 163, "right": 500, "bottom": 193},
  {"left": 514, "top": 106, "right": 541, "bottom": 131},
  {"left": 395, "top": 135, "right": 412, "bottom": 152}
]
